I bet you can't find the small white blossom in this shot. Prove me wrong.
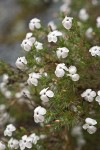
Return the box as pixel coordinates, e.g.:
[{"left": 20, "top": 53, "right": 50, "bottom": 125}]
[
  {"left": 27, "top": 72, "right": 41, "bottom": 86},
  {"left": 67, "top": 66, "right": 80, "bottom": 81},
  {"left": 60, "top": 4, "right": 71, "bottom": 14},
  {"left": 56, "top": 47, "right": 69, "bottom": 59},
  {"left": 34, "top": 41, "right": 43, "bottom": 50},
  {"left": 55, "top": 63, "right": 68, "bottom": 77},
  {"left": 79, "top": 8, "right": 89, "bottom": 21},
  {"left": 47, "top": 30, "right": 62, "bottom": 43},
  {"left": 96, "top": 16, "right": 100, "bottom": 28},
  {"left": 21, "top": 88, "right": 31, "bottom": 99},
  {"left": 34, "top": 106, "right": 46, "bottom": 123},
  {"left": 92, "top": 0, "right": 98, "bottom": 5},
  {"left": 83, "top": 118, "right": 97, "bottom": 134},
  {"left": 21, "top": 39, "right": 33, "bottom": 52},
  {"left": 62, "top": 16, "right": 73, "bottom": 29},
  {"left": 81, "top": 89, "right": 96, "bottom": 102},
  {"left": 34, "top": 56, "right": 41, "bottom": 63},
  {"left": 40, "top": 87, "right": 54, "bottom": 102},
  {"left": 25, "top": 32, "right": 36, "bottom": 44},
  {"left": 8, "top": 138, "right": 19, "bottom": 149},
  {"left": 4, "top": 124, "right": 16, "bottom": 137},
  {"left": 2, "top": 74, "right": 9, "bottom": 83},
  {"left": 29, "top": 133, "right": 39, "bottom": 144},
  {"left": 29, "top": 18, "right": 41, "bottom": 31},
  {"left": 85, "top": 27, "right": 93, "bottom": 39},
  {"left": 4, "top": 90, "right": 12, "bottom": 99},
  {"left": 89, "top": 46, "right": 100, "bottom": 56},
  {"left": 16, "top": 56, "right": 27, "bottom": 70},
  {"left": 19, "top": 135, "right": 32, "bottom": 150},
  {"left": 48, "top": 21, "right": 57, "bottom": 31},
  {"left": 95, "top": 90, "right": 100, "bottom": 105},
  {"left": 0, "top": 142, "right": 6, "bottom": 150}
]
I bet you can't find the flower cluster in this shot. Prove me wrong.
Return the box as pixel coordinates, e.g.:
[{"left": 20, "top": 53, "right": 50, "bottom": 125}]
[
  {"left": 0, "top": 124, "right": 40, "bottom": 150},
  {"left": 15, "top": 15, "right": 80, "bottom": 125},
  {"left": 55, "top": 64, "right": 80, "bottom": 81}
]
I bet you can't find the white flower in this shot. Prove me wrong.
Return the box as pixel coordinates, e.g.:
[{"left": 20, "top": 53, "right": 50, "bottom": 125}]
[
  {"left": 95, "top": 90, "right": 100, "bottom": 105},
  {"left": 89, "top": 46, "right": 100, "bottom": 56},
  {"left": 4, "top": 90, "right": 12, "bottom": 99},
  {"left": 8, "top": 138, "right": 19, "bottom": 149},
  {"left": 21, "top": 39, "right": 33, "bottom": 52},
  {"left": 4, "top": 124, "right": 16, "bottom": 137},
  {"left": 92, "top": 0, "right": 98, "bottom": 5},
  {"left": 56, "top": 47, "right": 69, "bottom": 59},
  {"left": 48, "top": 21, "right": 57, "bottom": 31},
  {"left": 62, "top": 16, "right": 73, "bottom": 29},
  {"left": 85, "top": 27, "right": 93, "bottom": 39},
  {"left": 34, "top": 106, "right": 46, "bottom": 123},
  {"left": 27, "top": 72, "right": 41, "bottom": 86},
  {"left": 19, "top": 135, "right": 32, "bottom": 150},
  {"left": 2, "top": 74, "right": 9, "bottom": 83},
  {"left": 79, "top": 8, "right": 89, "bottom": 21},
  {"left": 34, "top": 41, "right": 43, "bottom": 50},
  {"left": 21, "top": 88, "right": 31, "bottom": 99},
  {"left": 96, "top": 16, "right": 100, "bottom": 28},
  {"left": 81, "top": 89, "right": 96, "bottom": 102},
  {"left": 25, "top": 32, "right": 36, "bottom": 44},
  {"left": 29, "top": 133, "right": 39, "bottom": 144},
  {"left": 67, "top": 66, "right": 80, "bottom": 81},
  {"left": 34, "top": 56, "right": 41, "bottom": 63},
  {"left": 0, "top": 142, "right": 6, "bottom": 150},
  {"left": 29, "top": 18, "right": 41, "bottom": 31},
  {"left": 16, "top": 56, "right": 27, "bottom": 70},
  {"left": 40, "top": 87, "right": 54, "bottom": 102},
  {"left": 47, "top": 30, "right": 62, "bottom": 43},
  {"left": 60, "top": 4, "right": 71, "bottom": 14},
  {"left": 83, "top": 118, "right": 97, "bottom": 134},
  {"left": 55, "top": 63, "right": 68, "bottom": 77}
]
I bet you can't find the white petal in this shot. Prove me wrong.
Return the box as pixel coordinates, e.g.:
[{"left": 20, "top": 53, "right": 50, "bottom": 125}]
[
  {"left": 38, "top": 107, "right": 46, "bottom": 115},
  {"left": 40, "top": 88, "right": 49, "bottom": 95},
  {"left": 85, "top": 118, "right": 97, "bottom": 125},
  {"left": 35, "top": 115, "right": 44, "bottom": 123},
  {"left": 40, "top": 95, "right": 49, "bottom": 102},
  {"left": 86, "top": 96, "right": 94, "bottom": 102},
  {"left": 26, "top": 142, "right": 32, "bottom": 149},
  {"left": 53, "top": 36, "right": 57, "bottom": 43},
  {"left": 55, "top": 69, "right": 65, "bottom": 77},
  {"left": 82, "top": 123, "right": 89, "bottom": 130},
  {"left": 35, "top": 22, "right": 41, "bottom": 29},
  {"left": 97, "top": 90, "right": 100, "bottom": 96},
  {"left": 56, "top": 50, "right": 62, "bottom": 58},
  {"left": 71, "top": 74, "right": 80, "bottom": 81},
  {"left": 24, "top": 45, "right": 31, "bottom": 52},
  {"left": 90, "top": 91, "right": 96, "bottom": 97},
  {"left": 61, "top": 51, "right": 68, "bottom": 58},
  {"left": 29, "top": 23, "right": 35, "bottom": 31},
  {"left": 87, "top": 126, "right": 97, "bottom": 134},
  {"left": 95, "top": 96, "right": 100, "bottom": 102},
  {"left": 31, "top": 78, "right": 38, "bottom": 86},
  {"left": 22, "top": 135, "right": 27, "bottom": 140},
  {"left": 68, "top": 66, "right": 77, "bottom": 74},
  {"left": 46, "top": 90, "right": 54, "bottom": 97}
]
